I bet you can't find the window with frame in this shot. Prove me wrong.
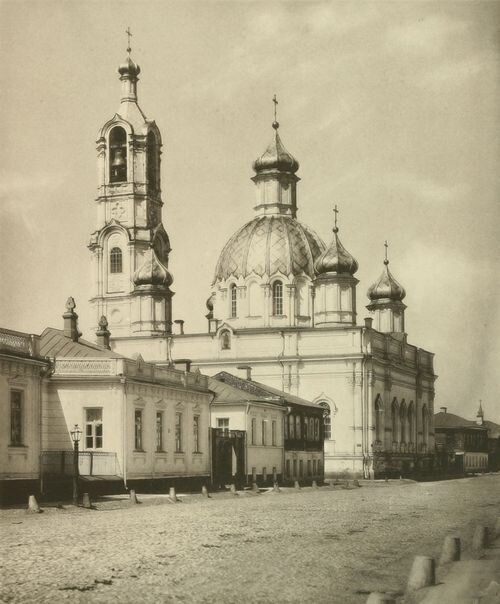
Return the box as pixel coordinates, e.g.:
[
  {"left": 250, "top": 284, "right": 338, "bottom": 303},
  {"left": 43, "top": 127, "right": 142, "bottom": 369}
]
[
  {"left": 312, "top": 459, "right": 317, "bottom": 475},
  {"left": 314, "top": 418, "right": 320, "bottom": 441},
  {"left": 271, "top": 420, "right": 277, "bottom": 446},
  {"left": 134, "top": 409, "right": 143, "bottom": 450},
  {"left": 217, "top": 417, "right": 229, "bottom": 435},
  {"left": 288, "top": 414, "right": 295, "bottom": 439},
  {"left": 175, "top": 412, "right": 183, "bottom": 452},
  {"left": 220, "top": 330, "right": 231, "bottom": 350},
  {"left": 292, "top": 459, "right": 297, "bottom": 477},
  {"left": 230, "top": 284, "right": 237, "bottom": 318},
  {"left": 307, "top": 459, "right": 311, "bottom": 476},
  {"left": 295, "top": 415, "right": 301, "bottom": 440},
  {"left": 109, "top": 247, "right": 123, "bottom": 274},
  {"left": 272, "top": 281, "right": 283, "bottom": 316},
  {"left": 299, "top": 459, "right": 303, "bottom": 477},
  {"left": 251, "top": 417, "right": 256, "bottom": 445},
  {"left": 10, "top": 390, "right": 23, "bottom": 446},
  {"left": 319, "top": 402, "right": 331, "bottom": 440},
  {"left": 262, "top": 420, "right": 267, "bottom": 445},
  {"left": 147, "top": 130, "right": 158, "bottom": 193},
  {"left": 286, "top": 459, "right": 291, "bottom": 477},
  {"left": 85, "top": 408, "right": 103, "bottom": 449},
  {"left": 193, "top": 415, "right": 200, "bottom": 453},
  {"left": 156, "top": 411, "right": 164, "bottom": 452},
  {"left": 304, "top": 417, "right": 309, "bottom": 440}
]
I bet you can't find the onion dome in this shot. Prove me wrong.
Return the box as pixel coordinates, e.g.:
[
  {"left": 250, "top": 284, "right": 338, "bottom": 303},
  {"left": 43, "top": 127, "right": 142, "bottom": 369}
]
[
  {"left": 314, "top": 210, "right": 358, "bottom": 276},
  {"left": 367, "top": 246, "right": 406, "bottom": 302},
  {"left": 253, "top": 121, "right": 299, "bottom": 174},
  {"left": 118, "top": 52, "right": 140, "bottom": 79},
  {"left": 213, "top": 215, "right": 325, "bottom": 282},
  {"left": 134, "top": 248, "right": 172, "bottom": 288}
]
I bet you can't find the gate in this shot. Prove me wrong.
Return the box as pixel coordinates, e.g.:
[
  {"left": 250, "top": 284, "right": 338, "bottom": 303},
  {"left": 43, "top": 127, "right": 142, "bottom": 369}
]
[{"left": 211, "top": 429, "right": 245, "bottom": 487}]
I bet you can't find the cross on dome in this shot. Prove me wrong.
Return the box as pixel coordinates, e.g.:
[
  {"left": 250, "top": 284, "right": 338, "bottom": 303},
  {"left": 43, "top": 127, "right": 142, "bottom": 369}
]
[
  {"left": 272, "top": 94, "right": 279, "bottom": 129},
  {"left": 384, "top": 240, "right": 389, "bottom": 265},
  {"left": 126, "top": 27, "right": 133, "bottom": 54}
]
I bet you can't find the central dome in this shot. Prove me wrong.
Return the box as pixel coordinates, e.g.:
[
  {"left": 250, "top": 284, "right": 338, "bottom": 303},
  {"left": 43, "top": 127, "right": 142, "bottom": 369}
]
[{"left": 213, "top": 215, "right": 325, "bottom": 283}]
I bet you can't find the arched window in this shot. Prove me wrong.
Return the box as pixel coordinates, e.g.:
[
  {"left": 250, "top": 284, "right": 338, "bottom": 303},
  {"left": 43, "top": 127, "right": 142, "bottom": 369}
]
[
  {"left": 422, "top": 405, "right": 428, "bottom": 445},
  {"left": 272, "top": 281, "right": 283, "bottom": 316},
  {"left": 109, "top": 247, "right": 123, "bottom": 274},
  {"left": 220, "top": 330, "right": 231, "bottom": 350},
  {"left": 400, "top": 401, "right": 407, "bottom": 444},
  {"left": 147, "top": 131, "right": 158, "bottom": 193},
  {"left": 288, "top": 414, "right": 295, "bottom": 439},
  {"left": 391, "top": 399, "right": 399, "bottom": 442},
  {"left": 109, "top": 126, "right": 127, "bottom": 183},
  {"left": 295, "top": 415, "right": 301, "bottom": 440},
  {"left": 408, "top": 402, "right": 415, "bottom": 444},
  {"left": 319, "top": 402, "right": 331, "bottom": 440},
  {"left": 230, "top": 284, "right": 237, "bottom": 318},
  {"left": 374, "top": 395, "right": 383, "bottom": 442}
]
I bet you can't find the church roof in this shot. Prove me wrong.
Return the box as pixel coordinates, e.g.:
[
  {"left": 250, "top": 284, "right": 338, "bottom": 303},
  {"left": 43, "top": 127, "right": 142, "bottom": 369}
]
[
  {"left": 40, "top": 328, "right": 121, "bottom": 359},
  {"left": 213, "top": 215, "right": 325, "bottom": 282},
  {"left": 252, "top": 122, "right": 299, "bottom": 175},
  {"left": 212, "top": 371, "right": 322, "bottom": 410},
  {"left": 314, "top": 211, "right": 358, "bottom": 276},
  {"left": 367, "top": 244, "right": 406, "bottom": 303}
]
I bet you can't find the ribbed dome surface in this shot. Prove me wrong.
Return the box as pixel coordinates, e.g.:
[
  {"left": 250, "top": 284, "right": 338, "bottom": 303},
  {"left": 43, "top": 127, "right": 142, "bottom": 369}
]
[
  {"left": 367, "top": 261, "right": 406, "bottom": 302},
  {"left": 213, "top": 215, "right": 325, "bottom": 282}
]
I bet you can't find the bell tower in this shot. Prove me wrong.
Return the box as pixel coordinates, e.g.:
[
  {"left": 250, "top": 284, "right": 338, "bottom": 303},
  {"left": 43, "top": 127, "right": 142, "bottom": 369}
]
[{"left": 88, "top": 34, "right": 173, "bottom": 338}]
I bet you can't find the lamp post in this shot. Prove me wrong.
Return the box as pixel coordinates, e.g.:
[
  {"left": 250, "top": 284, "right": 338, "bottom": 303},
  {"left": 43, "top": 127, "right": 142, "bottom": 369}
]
[{"left": 70, "top": 424, "right": 82, "bottom": 505}]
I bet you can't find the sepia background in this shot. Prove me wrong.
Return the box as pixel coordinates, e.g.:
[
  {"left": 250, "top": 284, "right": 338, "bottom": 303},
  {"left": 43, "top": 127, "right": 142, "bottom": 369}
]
[{"left": 1, "top": 0, "right": 499, "bottom": 422}]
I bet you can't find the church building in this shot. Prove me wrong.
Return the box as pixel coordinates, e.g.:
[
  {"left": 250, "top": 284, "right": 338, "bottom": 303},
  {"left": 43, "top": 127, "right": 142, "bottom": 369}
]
[{"left": 93, "top": 47, "right": 437, "bottom": 479}]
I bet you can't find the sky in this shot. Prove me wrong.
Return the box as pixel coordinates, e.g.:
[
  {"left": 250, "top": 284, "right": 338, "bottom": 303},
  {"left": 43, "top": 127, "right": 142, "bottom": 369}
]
[{"left": 1, "top": 0, "right": 499, "bottom": 422}]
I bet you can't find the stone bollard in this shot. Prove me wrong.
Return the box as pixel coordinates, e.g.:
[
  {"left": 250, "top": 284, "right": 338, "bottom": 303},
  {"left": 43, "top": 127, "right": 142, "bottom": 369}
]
[
  {"left": 406, "top": 556, "right": 436, "bottom": 591},
  {"left": 168, "top": 486, "right": 178, "bottom": 503},
  {"left": 27, "top": 494, "right": 41, "bottom": 513},
  {"left": 201, "top": 485, "right": 209, "bottom": 498},
  {"left": 252, "top": 482, "right": 260, "bottom": 493},
  {"left": 230, "top": 483, "right": 237, "bottom": 495},
  {"left": 439, "top": 535, "right": 461, "bottom": 564},
  {"left": 366, "top": 592, "right": 396, "bottom": 604},
  {"left": 82, "top": 493, "right": 92, "bottom": 509},
  {"left": 129, "top": 489, "right": 139, "bottom": 504},
  {"left": 273, "top": 482, "right": 280, "bottom": 493},
  {"left": 294, "top": 480, "right": 301, "bottom": 490},
  {"left": 312, "top": 480, "right": 318, "bottom": 489},
  {"left": 472, "top": 525, "right": 489, "bottom": 552},
  {"left": 353, "top": 479, "right": 360, "bottom": 488}
]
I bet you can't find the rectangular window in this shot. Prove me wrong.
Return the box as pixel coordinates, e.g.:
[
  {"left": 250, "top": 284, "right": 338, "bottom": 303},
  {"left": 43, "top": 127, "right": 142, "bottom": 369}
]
[
  {"left": 217, "top": 417, "right": 229, "bottom": 435},
  {"left": 262, "top": 420, "right": 266, "bottom": 445},
  {"left": 299, "top": 459, "right": 303, "bottom": 477},
  {"left": 262, "top": 467, "right": 267, "bottom": 481},
  {"left": 293, "top": 459, "right": 297, "bottom": 477},
  {"left": 193, "top": 415, "right": 200, "bottom": 453},
  {"left": 86, "top": 408, "right": 103, "bottom": 449},
  {"left": 307, "top": 459, "right": 312, "bottom": 476},
  {"left": 312, "top": 459, "right": 317, "bottom": 475},
  {"left": 286, "top": 459, "right": 291, "bottom": 477},
  {"left": 175, "top": 412, "right": 183, "bottom": 452},
  {"left": 10, "top": 390, "right": 23, "bottom": 445},
  {"left": 251, "top": 418, "right": 256, "bottom": 445},
  {"left": 134, "top": 409, "right": 143, "bottom": 450},
  {"left": 272, "top": 420, "right": 277, "bottom": 446},
  {"left": 156, "top": 411, "right": 164, "bottom": 452}
]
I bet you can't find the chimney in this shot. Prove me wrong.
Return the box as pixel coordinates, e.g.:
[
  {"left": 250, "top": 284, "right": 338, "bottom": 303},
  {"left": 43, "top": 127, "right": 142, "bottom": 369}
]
[
  {"left": 174, "top": 319, "right": 185, "bottom": 335},
  {"left": 174, "top": 358, "right": 191, "bottom": 372},
  {"left": 364, "top": 317, "right": 373, "bottom": 329},
  {"left": 96, "top": 316, "right": 111, "bottom": 350},
  {"left": 63, "top": 297, "right": 79, "bottom": 342},
  {"left": 440, "top": 406, "right": 447, "bottom": 414},
  {"left": 237, "top": 364, "right": 252, "bottom": 381}
]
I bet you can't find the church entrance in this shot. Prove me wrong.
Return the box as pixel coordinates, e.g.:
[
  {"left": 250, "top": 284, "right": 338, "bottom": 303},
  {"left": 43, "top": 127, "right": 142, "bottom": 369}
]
[{"left": 211, "top": 429, "right": 245, "bottom": 488}]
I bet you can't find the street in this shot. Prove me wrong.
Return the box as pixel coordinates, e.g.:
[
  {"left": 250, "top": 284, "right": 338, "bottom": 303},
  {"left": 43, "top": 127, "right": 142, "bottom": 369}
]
[{"left": 1, "top": 475, "right": 499, "bottom": 603}]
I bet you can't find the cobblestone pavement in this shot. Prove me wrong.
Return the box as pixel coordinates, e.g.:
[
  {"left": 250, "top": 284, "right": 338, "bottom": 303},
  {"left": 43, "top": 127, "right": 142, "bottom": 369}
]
[{"left": 1, "top": 475, "right": 499, "bottom": 604}]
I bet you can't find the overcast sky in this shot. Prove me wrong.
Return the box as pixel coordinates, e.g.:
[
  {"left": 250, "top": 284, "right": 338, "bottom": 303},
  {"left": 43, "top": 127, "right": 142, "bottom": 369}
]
[{"left": 1, "top": 1, "right": 499, "bottom": 422}]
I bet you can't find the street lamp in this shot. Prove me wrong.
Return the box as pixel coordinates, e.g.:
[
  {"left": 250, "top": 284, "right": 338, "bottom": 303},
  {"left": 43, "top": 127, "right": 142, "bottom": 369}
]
[{"left": 70, "top": 424, "right": 82, "bottom": 505}]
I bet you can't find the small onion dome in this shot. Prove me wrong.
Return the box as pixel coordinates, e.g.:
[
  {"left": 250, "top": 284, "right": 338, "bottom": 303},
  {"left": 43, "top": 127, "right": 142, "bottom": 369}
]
[
  {"left": 314, "top": 225, "right": 358, "bottom": 276},
  {"left": 367, "top": 259, "right": 406, "bottom": 302},
  {"left": 252, "top": 122, "right": 299, "bottom": 174},
  {"left": 118, "top": 54, "right": 141, "bottom": 79},
  {"left": 134, "top": 248, "right": 173, "bottom": 287}
]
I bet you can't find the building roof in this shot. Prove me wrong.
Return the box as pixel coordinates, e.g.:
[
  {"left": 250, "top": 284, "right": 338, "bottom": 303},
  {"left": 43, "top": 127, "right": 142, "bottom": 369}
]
[
  {"left": 434, "top": 411, "right": 487, "bottom": 431},
  {"left": 40, "top": 327, "right": 122, "bottom": 359},
  {"left": 483, "top": 420, "right": 500, "bottom": 439},
  {"left": 211, "top": 371, "right": 322, "bottom": 411},
  {"left": 208, "top": 377, "right": 281, "bottom": 406}
]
